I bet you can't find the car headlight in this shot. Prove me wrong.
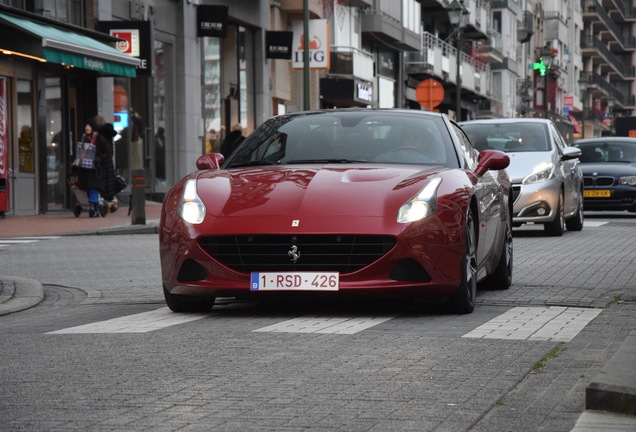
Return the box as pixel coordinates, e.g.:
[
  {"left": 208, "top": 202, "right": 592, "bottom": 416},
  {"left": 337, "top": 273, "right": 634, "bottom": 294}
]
[
  {"left": 619, "top": 176, "right": 636, "bottom": 186},
  {"left": 522, "top": 162, "right": 555, "bottom": 184},
  {"left": 177, "top": 179, "right": 206, "bottom": 224},
  {"left": 397, "top": 177, "right": 442, "bottom": 223}
]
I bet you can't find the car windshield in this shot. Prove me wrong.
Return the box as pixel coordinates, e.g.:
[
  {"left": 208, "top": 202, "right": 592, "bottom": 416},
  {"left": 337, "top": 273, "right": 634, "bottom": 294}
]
[
  {"left": 462, "top": 122, "right": 551, "bottom": 153},
  {"left": 224, "top": 111, "right": 459, "bottom": 168},
  {"left": 575, "top": 141, "right": 636, "bottom": 163}
]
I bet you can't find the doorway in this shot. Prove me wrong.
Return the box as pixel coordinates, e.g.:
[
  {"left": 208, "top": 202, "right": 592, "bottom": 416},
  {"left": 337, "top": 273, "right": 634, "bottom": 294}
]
[{"left": 13, "top": 78, "right": 36, "bottom": 215}]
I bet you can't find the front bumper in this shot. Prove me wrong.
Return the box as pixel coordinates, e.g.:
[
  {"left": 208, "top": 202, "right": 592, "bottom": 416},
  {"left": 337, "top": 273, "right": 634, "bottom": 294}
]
[
  {"left": 511, "top": 178, "right": 561, "bottom": 223},
  {"left": 583, "top": 186, "right": 636, "bottom": 212}
]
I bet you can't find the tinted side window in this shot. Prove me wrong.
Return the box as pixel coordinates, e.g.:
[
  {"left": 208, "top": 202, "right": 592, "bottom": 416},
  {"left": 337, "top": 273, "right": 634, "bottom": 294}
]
[
  {"left": 549, "top": 123, "right": 566, "bottom": 155},
  {"left": 452, "top": 124, "right": 478, "bottom": 169}
]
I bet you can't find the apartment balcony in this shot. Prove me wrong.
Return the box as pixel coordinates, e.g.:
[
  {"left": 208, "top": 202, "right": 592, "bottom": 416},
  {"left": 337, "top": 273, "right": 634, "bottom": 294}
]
[
  {"left": 360, "top": 7, "right": 420, "bottom": 51},
  {"left": 580, "top": 71, "right": 630, "bottom": 107},
  {"left": 582, "top": 35, "right": 635, "bottom": 78},
  {"left": 462, "top": 0, "right": 490, "bottom": 40},
  {"left": 583, "top": 0, "right": 635, "bottom": 50},
  {"left": 544, "top": 11, "right": 569, "bottom": 43},
  {"left": 473, "top": 33, "right": 504, "bottom": 64},
  {"left": 517, "top": 11, "right": 533, "bottom": 43},
  {"left": 404, "top": 32, "right": 490, "bottom": 99},
  {"left": 328, "top": 46, "right": 375, "bottom": 83},
  {"left": 279, "top": 0, "right": 322, "bottom": 18}
]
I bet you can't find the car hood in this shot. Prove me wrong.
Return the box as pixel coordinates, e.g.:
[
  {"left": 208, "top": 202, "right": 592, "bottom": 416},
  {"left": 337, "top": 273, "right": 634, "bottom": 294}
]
[
  {"left": 505, "top": 151, "right": 554, "bottom": 183},
  {"left": 580, "top": 162, "right": 636, "bottom": 176},
  {"left": 195, "top": 164, "right": 444, "bottom": 218}
]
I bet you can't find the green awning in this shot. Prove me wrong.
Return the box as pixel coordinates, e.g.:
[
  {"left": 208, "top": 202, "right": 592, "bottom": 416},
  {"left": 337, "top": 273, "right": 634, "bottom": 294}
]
[{"left": 0, "top": 13, "right": 140, "bottom": 77}]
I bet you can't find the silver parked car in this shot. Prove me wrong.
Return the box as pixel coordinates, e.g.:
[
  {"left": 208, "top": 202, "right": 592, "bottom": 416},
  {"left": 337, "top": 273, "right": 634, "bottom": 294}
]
[{"left": 461, "top": 119, "right": 584, "bottom": 236}]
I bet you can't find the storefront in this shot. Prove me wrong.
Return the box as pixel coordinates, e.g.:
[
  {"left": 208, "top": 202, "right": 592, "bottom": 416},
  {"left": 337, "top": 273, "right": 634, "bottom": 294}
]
[{"left": 0, "top": 9, "right": 138, "bottom": 215}]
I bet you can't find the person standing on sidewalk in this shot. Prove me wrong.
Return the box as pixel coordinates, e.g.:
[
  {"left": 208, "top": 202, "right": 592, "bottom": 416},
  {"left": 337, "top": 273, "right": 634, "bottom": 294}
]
[
  {"left": 72, "top": 120, "right": 111, "bottom": 217},
  {"left": 220, "top": 123, "right": 245, "bottom": 159},
  {"left": 94, "top": 115, "right": 119, "bottom": 211}
]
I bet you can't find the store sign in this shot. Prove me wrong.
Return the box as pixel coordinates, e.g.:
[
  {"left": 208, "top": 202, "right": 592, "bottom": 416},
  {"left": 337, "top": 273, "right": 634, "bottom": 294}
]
[
  {"left": 266, "top": 31, "right": 293, "bottom": 59},
  {"left": 356, "top": 83, "right": 373, "bottom": 103},
  {"left": 292, "top": 19, "right": 330, "bottom": 70},
  {"left": 111, "top": 29, "right": 140, "bottom": 57},
  {"left": 197, "top": 5, "right": 228, "bottom": 38},
  {"left": 97, "top": 21, "right": 152, "bottom": 76},
  {"left": 563, "top": 94, "right": 574, "bottom": 107}
]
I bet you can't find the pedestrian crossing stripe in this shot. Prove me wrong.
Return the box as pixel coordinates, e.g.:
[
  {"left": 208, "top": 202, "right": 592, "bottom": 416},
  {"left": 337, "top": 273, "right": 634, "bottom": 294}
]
[
  {"left": 46, "top": 308, "right": 207, "bottom": 334},
  {"left": 583, "top": 221, "right": 608, "bottom": 227},
  {"left": 46, "top": 306, "right": 602, "bottom": 339},
  {"left": 252, "top": 315, "right": 396, "bottom": 334},
  {"left": 462, "top": 306, "right": 602, "bottom": 342},
  {"left": 0, "top": 236, "right": 62, "bottom": 244}
]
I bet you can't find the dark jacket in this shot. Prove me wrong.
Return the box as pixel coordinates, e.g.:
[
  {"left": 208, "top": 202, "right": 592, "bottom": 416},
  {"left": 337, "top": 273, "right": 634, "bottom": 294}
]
[
  {"left": 220, "top": 131, "right": 245, "bottom": 158},
  {"left": 96, "top": 123, "right": 118, "bottom": 201},
  {"left": 74, "top": 124, "right": 118, "bottom": 200}
]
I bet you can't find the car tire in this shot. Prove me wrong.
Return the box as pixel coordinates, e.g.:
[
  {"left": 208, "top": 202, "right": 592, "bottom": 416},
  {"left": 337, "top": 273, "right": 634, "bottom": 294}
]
[
  {"left": 544, "top": 191, "right": 565, "bottom": 236},
  {"left": 565, "top": 193, "right": 584, "bottom": 231},
  {"left": 163, "top": 285, "right": 215, "bottom": 313},
  {"left": 483, "top": 214, "right": 513, "bottom": 290},
  {"left": 448, "top": 211, "right": 477, "bottom": 314}
]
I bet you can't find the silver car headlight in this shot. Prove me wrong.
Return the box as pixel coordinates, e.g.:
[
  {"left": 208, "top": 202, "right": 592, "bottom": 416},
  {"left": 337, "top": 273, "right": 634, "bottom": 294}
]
[
  {"left": 177, "top": 179, "right": 206, "bottom": 224},
  {"left": 619, "top": 176, "right": 636, "bottom": 186},
  {"left": 397, "top": 177, "right": 442, "bottom": 223},
  {"left": 522, "top": 162, "right": 555, "bottom": 184}
]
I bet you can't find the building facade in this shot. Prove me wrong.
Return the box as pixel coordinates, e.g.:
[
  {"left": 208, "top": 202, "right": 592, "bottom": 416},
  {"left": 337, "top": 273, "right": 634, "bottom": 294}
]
[{"left": 1, "top": 0, "right": 635, "bottom": 216}]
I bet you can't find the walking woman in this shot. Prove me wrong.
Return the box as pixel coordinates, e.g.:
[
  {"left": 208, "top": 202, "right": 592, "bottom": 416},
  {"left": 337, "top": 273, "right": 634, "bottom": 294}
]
[{"left": 72, "top": 120, "right": 110, "bottom": 217}]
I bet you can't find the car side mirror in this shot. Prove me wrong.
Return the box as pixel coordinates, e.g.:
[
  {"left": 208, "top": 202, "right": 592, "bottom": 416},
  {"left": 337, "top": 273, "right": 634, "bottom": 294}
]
[
  {"left": 562, "top": 146, "right": 582, "bottom": 161},
  {"left": 475, "top": 150, "right": 510, "bottom": 177},
  {"left": 196, "top": 153, "right": 224, "bottom": 170}
]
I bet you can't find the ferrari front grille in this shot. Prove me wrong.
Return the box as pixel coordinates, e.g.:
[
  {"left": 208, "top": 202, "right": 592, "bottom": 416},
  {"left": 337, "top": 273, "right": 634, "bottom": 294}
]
[{"left": 199, "top": 235, "right": 397, "bottom": 274}]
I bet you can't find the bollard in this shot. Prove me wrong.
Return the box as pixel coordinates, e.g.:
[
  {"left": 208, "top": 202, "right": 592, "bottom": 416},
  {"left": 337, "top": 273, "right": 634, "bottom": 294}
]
[{"left": 131, "top": 168, "right": 146, "bottom": 225}]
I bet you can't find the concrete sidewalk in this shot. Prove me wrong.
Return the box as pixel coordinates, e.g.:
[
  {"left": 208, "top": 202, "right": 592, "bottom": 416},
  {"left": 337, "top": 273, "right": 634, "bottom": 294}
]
[
  {"left": 0, "top": 200, "right": 162, "bottom": 237},
  {"left": 0, "top": 200, "right": 161, "bottom": 314}
]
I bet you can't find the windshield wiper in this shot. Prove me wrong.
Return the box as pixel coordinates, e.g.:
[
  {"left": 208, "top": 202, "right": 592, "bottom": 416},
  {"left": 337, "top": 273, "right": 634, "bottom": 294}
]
[
  {"left": 226, "top": 160, "right": 279, "bottom": 168},
  {"left": 285, "top": 159, "right": 367, "bottom": 164}
]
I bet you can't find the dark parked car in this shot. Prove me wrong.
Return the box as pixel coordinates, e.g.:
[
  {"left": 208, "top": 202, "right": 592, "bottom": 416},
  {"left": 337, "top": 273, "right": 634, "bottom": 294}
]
[
  {"left": 574, "top": 137, "right": 636, "bottom": 212},
  {"left": 160, "top": 109, "right": 513, "bottom": 315}
]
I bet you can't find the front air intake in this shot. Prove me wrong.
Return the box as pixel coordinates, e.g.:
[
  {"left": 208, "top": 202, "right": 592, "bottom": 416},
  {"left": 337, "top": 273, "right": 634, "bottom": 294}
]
[{"left": 199, "top": 234, "right": 396, "bottom": 274}]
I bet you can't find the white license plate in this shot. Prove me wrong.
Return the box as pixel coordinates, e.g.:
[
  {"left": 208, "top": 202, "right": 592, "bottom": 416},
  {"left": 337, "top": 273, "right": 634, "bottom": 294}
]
[{"left": 251, "top": 272, "right": 339, "bottom": 291}]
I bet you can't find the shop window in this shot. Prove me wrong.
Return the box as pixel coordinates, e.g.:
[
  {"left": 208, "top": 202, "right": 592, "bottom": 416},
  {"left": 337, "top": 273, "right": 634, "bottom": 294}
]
[{"left": 33, "top": 0, "right": 83, "bottom": 26}]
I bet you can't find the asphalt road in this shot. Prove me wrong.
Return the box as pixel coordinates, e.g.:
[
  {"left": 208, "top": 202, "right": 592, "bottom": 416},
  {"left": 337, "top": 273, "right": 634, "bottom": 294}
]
[{"left": 1, "top": 213, "right": 635, "bottom": 431}]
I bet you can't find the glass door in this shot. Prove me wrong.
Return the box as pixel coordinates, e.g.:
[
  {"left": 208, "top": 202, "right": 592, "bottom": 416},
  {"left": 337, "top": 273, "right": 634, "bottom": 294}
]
[{"left": 13, "top": 78, "right": 36, "bottom": 215}]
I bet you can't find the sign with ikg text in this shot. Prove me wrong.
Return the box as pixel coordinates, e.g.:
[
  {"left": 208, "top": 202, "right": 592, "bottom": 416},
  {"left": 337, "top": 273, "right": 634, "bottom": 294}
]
[{"left": 292, "top": 19, "right": 330, "bottom": 70}]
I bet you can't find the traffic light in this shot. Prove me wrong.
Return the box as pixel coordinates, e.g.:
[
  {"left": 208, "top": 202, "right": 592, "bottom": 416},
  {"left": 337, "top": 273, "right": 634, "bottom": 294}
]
[{"left": 533, "top": 58, "right": 549, "bottom": 77}]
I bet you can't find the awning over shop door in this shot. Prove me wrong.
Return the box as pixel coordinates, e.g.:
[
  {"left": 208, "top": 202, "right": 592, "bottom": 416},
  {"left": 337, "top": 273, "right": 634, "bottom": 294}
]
[{"left": 0, "top": 12, "right": 139, "bottom": 77}]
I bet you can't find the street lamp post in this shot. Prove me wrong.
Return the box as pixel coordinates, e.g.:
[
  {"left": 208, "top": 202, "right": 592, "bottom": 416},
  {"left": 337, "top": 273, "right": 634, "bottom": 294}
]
[
  {"left": 578, "top": 74, "right": 588, "bottom": 138},
  {"left": 447, "top": 0, "right": 469, "bottom": 120},
  {"left": 303, "top": 0, "right": 310, "bottom": 110},
  {"left": 607, "top": 96, "right": 615, "bottom": 134},
  {"left": 540, "top": 46, "right": 555, "bottom": 120}
]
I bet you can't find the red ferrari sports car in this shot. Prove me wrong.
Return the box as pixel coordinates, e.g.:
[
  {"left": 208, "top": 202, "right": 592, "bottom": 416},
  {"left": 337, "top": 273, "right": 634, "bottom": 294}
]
[{"left": 160, "top": 109, "right": 512, "bottom": 314}]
